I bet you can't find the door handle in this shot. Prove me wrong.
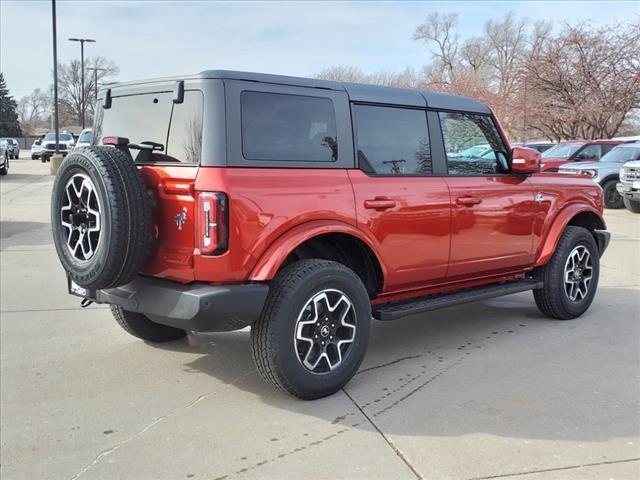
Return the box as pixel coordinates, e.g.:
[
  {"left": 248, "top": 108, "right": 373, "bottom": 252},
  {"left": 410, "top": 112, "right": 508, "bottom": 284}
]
[
  {"left": 364, "top": 198, "right": 396, "bottom": 210},
  {"left": 456, "top": 196, "right": 482, "bottom": 206}
]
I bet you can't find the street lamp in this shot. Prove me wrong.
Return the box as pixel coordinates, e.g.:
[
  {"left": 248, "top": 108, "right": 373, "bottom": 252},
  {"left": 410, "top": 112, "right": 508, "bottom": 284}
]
[{"left": 68, "top": 37, "right": 95, "bottom": 129}]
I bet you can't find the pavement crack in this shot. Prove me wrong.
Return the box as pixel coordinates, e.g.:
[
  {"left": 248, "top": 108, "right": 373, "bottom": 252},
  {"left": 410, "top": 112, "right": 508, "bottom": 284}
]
[
  {"left": 69, "top": 370, "right": 254, "bottom": 480},
  {"left": 342, "top": 387, "right": 422, "bottom": 479},
  {"left": 467, "top": 457, "right": 640, "bottom": 480},
  {"left": 356, "top": 354, "right": 423, "bottom": 375}
]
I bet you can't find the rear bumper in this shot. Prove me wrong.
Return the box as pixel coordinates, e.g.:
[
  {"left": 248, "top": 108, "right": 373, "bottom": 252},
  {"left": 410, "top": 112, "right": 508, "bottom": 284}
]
[
  {"left": 593, "top": 229, "right": 611, "bottom": 257},
  {"left": 92, "top": 276, "right": 269, "bottom": 332}
]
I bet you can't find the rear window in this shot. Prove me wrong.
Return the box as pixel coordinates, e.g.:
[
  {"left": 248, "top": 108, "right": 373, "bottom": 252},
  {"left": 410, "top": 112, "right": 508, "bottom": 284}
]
[
  {"left": 94, "top": 90, "right": 203, "bottom": 164},
  {"left": 241, "top": 91, "right": 338, "bottom": 162}
]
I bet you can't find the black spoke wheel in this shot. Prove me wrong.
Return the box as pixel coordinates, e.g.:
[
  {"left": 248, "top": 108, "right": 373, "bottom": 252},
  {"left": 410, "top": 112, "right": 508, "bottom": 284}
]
[
  {"left": 602, "top": 180, "right": 623, "bottom": 209},
  {"left": 534, "top": 226, "right": 600, "bottom": 320}
]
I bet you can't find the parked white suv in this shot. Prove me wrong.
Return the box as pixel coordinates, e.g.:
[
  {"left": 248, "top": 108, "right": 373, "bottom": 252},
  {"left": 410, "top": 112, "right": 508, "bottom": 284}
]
[
  {"left": 617, "top": 160, "right": 640, "bottom": 213},
  {"left": 40, "top": 132, "right": 75, "bottom": 162}
]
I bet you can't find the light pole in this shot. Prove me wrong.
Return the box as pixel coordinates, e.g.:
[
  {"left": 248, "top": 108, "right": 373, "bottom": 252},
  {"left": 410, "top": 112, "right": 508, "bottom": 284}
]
[
  {"left": 68, "top": 37, "right": 95, "bottom": 129},
  {"left": 86, "top": 67, "right": 106, "bottom": 106},
  {"left": 52, "top": 0, "right": 59, "bottom": 154}
]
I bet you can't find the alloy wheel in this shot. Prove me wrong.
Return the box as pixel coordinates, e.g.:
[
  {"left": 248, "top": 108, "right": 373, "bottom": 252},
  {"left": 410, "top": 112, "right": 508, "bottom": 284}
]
[
  {"left": 60, "top": 173, "right": 102, "bottom": 261},
  {"left": 563, "top": 245, "right": 593, "bottom": 302}
]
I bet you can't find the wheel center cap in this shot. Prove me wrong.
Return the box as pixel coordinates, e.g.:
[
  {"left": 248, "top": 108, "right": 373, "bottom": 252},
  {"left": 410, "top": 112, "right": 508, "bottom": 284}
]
[{"left": 320, "top": 325, "right": 330, "bottom": 337}]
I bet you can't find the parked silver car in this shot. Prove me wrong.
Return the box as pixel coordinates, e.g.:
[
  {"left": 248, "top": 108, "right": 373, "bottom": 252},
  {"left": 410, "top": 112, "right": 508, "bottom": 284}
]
[
  {"left": 0, "top": 139, "right": 10, "bottom": 175},
  {"left": 559, "top": 142, "right": 640, "bottom": 209},
  {"left": 0, "top": 138, "right": 19, "bottom": 159}
]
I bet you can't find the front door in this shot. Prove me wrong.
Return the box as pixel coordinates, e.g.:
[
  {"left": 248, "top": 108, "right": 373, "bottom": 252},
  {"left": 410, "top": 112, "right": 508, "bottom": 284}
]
[
  {"left": 349, "top": 104, "right": 450, "bottom": 293},
  {"left": 438, "top": 111, "right": 536, "bottom": 280}
]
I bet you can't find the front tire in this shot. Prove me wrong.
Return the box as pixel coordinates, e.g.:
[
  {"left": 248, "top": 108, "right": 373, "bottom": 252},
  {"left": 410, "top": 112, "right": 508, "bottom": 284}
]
[
  {"left": 533, "top": 226, "right": 600, "bottom": 320},
  {"left": 623, "top": 198, "right": 640, "bottom": 213},
  {"left": 251, "top": 260, "right": 371, "bottom": 400},
  {"left": 0, "top": 156, "right": 8, "bottom": 175},
  {"left": 602, "top": 180, "right": 623, "bottom": 209},
  {"left": 111, "top": 305, "right": 187, "bottom": 342}
]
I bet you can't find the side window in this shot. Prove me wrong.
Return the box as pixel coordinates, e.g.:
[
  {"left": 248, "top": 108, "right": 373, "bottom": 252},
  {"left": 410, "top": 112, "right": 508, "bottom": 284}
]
[
  {"left": 575, "top": 144, "right": 601, "bottom": 160},
  {"left": 241, "top": 91, "right": 338, "bottom": 162},
  {"left": 353, "top": 105, "right": 431, "bottom": 175},
  {"left": 166, "top": 90, "right": 204, "bottom": 163},
  {"left": 439, "top": 112, "right": 508, "bottom": 175}
]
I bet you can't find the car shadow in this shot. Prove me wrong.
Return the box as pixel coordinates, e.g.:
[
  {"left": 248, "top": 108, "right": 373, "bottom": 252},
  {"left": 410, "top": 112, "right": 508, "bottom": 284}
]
[
  {"left": 0, "top": 221, "right": 52, "bottom": 248},
  {"left": 151, "top": 286, "right": 639, "bottom": 444}
]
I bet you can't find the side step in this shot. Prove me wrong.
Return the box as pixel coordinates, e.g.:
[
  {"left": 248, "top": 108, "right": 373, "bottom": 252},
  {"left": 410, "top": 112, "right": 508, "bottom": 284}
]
[{"left": 372, "top": 279, "right": 543, "bottom": 321}]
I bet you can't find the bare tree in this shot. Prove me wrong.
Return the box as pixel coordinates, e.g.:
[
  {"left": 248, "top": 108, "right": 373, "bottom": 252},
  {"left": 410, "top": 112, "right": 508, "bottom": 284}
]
[
  {"left": 17, "top": 88, "right": 51, "bottom": 133},
  {"left": 57, "top": 56, "right": 118, "bottom": 126},
  {"left": 414, "top": 13, "right": 460, "bottom": 86}
]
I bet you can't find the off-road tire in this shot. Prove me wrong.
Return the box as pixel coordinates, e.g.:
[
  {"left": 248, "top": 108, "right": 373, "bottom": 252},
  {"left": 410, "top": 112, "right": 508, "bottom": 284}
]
[
  {"left": 110, "top": 305, "right": 187, "bottom": 342},
  {"left": 51, "top": 146, "right": 152, "bottom": 289},
  {"left": 251, "top": 259, "right": 371, "bottom": 400},
  {"left": 0, "top": 156, "right": 8, "bottom": 175},
  {"left": 623, "top": 198, "right": 640, "bottom": 213},
  {"left": 533, "top": 226, "right": 600, "bottom": 320},
  {"left": 602, "top": 179, "right": 623, "bottom": 209}
]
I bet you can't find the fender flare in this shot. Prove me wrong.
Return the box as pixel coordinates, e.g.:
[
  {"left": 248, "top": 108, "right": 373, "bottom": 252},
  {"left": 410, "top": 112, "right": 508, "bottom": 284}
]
[
  {"left": 534, "top": 203, "right": 605, "bottom": 267},
  {"left": 249, "top": 220, "right": 387, "bottom": 282}
]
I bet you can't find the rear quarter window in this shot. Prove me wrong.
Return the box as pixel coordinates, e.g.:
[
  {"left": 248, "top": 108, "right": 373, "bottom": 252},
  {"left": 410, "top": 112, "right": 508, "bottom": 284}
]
[
  {"left": 94, "top": 90, "right": 203, "bottom": 164},
  {"left": 240, "top": 91, "right": 338, "bottom": 162}
]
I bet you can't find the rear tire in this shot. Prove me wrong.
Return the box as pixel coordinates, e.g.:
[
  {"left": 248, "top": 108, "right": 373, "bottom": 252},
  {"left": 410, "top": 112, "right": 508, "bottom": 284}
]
[
  {"left": 623, "top": 198, "right": 640, "bottom": 213},
  {"left": 533, "top": 226, "right": 599, "bottom": 320},
  {"left": 251, "top": 259, "right": 371, "bottom": 400},
  {"left": 602, "top": 179, "right": 623, "bottom": 209},
  {"left": 111, "top": 305, "right": 187, "bottom": 342}
]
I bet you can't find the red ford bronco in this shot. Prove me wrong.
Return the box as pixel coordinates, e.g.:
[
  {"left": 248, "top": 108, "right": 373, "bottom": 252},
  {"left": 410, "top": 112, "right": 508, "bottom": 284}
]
[{"left": 52, "top": 70, "right": 610, "bottom": 399}]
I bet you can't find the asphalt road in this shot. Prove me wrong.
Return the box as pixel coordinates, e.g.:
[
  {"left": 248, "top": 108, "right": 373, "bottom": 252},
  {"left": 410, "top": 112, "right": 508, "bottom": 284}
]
[{"left": 1, "top": 155, "right": 639, "bottom": 480}]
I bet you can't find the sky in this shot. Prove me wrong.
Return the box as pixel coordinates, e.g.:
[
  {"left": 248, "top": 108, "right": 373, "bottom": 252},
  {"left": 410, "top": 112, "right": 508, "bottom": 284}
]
[{"left": 1, "top": 0, "right": 639, "bottom": 101}]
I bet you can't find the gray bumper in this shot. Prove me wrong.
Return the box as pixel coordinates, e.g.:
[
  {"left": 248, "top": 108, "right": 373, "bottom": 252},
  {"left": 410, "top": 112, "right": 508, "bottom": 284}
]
[{"left": 94, "top": 276, "right": 269, "bottom": 332}]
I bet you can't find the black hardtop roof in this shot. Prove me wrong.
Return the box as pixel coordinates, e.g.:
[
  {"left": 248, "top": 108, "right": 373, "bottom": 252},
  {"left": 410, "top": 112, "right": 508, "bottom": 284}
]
[{"left": 105, "top": 69, "right": 490, "bottom": 113}]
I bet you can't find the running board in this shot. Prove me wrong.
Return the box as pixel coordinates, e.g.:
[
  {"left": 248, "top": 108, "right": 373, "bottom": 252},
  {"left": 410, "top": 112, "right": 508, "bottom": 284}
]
[{"left": 372, "top": 279, "right": 543, "bottom": 321}]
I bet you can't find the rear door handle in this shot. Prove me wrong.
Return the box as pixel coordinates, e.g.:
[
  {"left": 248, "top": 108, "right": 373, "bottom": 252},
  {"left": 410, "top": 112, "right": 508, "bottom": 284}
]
[
  {"left": 456, "top": 196, "right": 482, "bottom": 206},
  {"left": 364, "top": 198, "right": 396, "bottom": 210}
]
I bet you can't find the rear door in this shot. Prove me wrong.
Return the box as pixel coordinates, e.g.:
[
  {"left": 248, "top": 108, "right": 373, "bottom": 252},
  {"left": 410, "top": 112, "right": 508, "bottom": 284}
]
[
  {"left": 349, "top": 104, "right": 450, "bottom": 293},
  {"left": 93, "top": 83, "right": 206, "bottom": 282},
  {"left": 437, "top": 111, "right": 536, "bottom": 280}
]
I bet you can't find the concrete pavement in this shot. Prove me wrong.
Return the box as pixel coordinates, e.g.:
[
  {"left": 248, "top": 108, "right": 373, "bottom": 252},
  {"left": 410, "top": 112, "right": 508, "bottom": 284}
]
[{"left": 1, "top": 156, "right": 639, "bottom": 480}]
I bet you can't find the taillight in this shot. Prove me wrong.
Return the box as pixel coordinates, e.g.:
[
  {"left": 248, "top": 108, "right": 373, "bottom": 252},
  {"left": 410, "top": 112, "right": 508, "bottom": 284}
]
[{"left": 196, "top": 192, "right": 228, "bottom": 255}]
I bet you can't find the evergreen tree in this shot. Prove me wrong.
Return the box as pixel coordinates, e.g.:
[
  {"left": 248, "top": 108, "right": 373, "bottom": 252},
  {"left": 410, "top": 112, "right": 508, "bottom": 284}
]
[{"left": 0, "top": 73, "right": 23, "bottom": 137}]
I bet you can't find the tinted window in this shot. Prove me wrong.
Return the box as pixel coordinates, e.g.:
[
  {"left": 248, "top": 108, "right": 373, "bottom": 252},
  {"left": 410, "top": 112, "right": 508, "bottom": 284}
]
[
  {"left": 542, "top": 143, "right": 582, "bottom": 159},
  {"left": 439, "top": 112, "right": 508, "bottom": 175},
  {"left": 241, "top": 91, "right": 337, "bottom": 162},
  {"left": 167, "top": 91, "right": 204, "bottom": 163},
  {"left": 94, "top": 90, "right": 203, "bottom": 163},
  {"left": 354, "top": 105, "right": 431, "bottom": 175}
]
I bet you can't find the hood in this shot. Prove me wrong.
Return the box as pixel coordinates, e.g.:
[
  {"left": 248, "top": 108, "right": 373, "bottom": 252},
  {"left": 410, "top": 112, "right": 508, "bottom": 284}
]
[{"left": 559, "top": 161, "right": 599, "bottom": 170}]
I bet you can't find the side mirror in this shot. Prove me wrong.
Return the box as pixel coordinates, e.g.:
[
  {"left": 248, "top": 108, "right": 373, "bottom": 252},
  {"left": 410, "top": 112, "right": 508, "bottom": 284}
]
[{"left": 511, "top": 146, "right": 541, "bottom": 174}]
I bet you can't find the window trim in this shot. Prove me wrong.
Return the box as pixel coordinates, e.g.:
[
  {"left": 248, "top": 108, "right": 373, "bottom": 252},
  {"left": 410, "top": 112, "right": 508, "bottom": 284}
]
[
  {"left": 224, "top": 80, "right": 355, "bottom": 169},
  {"left": 351, "top": 102, "right": 435, "bottom": 178}
]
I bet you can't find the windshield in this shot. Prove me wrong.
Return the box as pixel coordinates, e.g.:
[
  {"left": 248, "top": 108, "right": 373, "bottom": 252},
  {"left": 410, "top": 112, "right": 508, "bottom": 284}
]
[
  {"left": 78, "top": 130, "right": 92, "bottom": 143},
  {"left": 600, "top": 146, "right": 640, "bottom": 163},
  {"left": 542, "top": 143, "right": 582, "bottom": 159},
  {"left": 44, "top": 133, "right": 73, "bottom": 142}
]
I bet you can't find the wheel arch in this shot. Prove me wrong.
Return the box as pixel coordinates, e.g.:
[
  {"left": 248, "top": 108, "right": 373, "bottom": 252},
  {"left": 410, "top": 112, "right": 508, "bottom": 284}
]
[
  {"left": 249, "top": 220, "right": 386, "bottom": 298},
  {"left": 534, "top": 205, "right": 606, "bottom": 267}
]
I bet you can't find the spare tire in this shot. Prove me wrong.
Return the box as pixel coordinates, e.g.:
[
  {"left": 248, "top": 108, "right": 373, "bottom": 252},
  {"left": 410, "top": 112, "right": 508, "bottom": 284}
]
[{"left": 51, "top": 146, "right": 152, "bottom": 290}]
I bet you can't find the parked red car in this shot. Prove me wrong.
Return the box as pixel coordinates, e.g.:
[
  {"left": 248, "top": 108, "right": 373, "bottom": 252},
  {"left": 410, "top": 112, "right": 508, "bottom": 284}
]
[
  {"left": 540, "top": 140, "right": 622, "bottom": 172},
  {"left": 52, "top": 71, "right": 609, "bottom": 399}
]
